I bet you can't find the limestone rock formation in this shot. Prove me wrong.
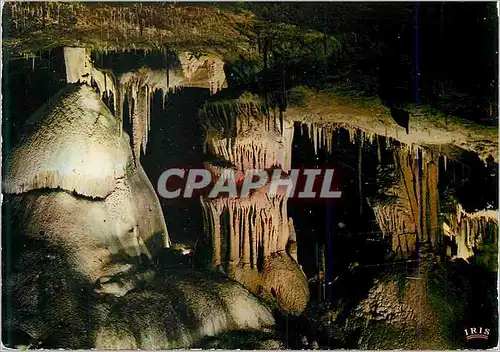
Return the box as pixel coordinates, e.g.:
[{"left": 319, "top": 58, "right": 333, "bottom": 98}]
[
  {"left": 63, "top": 47, "right": 226, "bottom": 163},
  {"left": 366, "top": 143, "right": 498, "bottom": 260},
  {"left": 91, "top": 270, "right": 275, "bottom": 349},
  {"left": 3, "top": 3, "right": 498, "bottom": 349},
  {"left": 368, "top": 148, "right": 440, "bottom": 257},
  {"left": 443, "top": 204, "right": 498, "bottom": 262},
  {"left": 5, "top": 257, "right": 275, "bottom": 348},
  {"left": 200, "top": 98, "right": 309, "bottom": 315},
  {"left": 201, "top": 183, "right": 309, "bottom": 315},
  {"left": 2, "top": 84, "right": 276, "bottom": 348},
  {"left": 348, "top": 276, "right": 447, "bottom": 349},
  {"left": 3, "top": 83, "right": 129, "bottom": 199},
  {"left": 4, "top": 2, "right": 252, "bottom": 54},
  {"left": 201, "top": 97, "right": 294, "bottom": 172},
  {"left": 3, "top": 83, "right": 169, "bottom": 280},
  {"left": 288, "top": 94, "right": 498, "bottom": 163}
]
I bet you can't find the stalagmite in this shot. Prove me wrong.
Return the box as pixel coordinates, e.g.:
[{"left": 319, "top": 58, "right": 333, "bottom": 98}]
[
  {"left": 3, "top": 83, "right": 279, "bottom": 349},
  {"left": 369, "top": 140, "right": 496, "bottom": 261},
  {"left": 3, "top": 85, "right": 129, "bottom": 198},
  {"left": 201, "top": 184, "right": 308, "bottom": 314},
  {"left": 202, "top": 188, "right": 291, "bottom": 270},
  {"left": 287, "top": 217, "right": 298, "bottom": 262},
  {"left": 3, "top": 84, "right": 169, "bottom": 250}
]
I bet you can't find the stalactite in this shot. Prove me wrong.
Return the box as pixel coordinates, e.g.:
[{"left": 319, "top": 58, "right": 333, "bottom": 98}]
[
  {"left": 130, "top": 85, "right": 148, "bottom": 162},
  {"left": 413, "top": 150, "right": 422, "bottom": 241},
  {"left": 443, "top": 203, "right": 498, "bottom": 261},
  {"left": 202, "top": 191, "right": 290, "bottom": 271},
  {"left": 117, "top": 89, "right": 124, "bottom": 137},
  {"left": 63, "top": 47, "right": 227, "bottom": 164},
  {"left": 206, "top": 133, "right": 293, "bottom": 172},
  {"left": 201, "top": 100, "right": 294, "bottom": 172},
  {"left": 377, "top": 135, "right": 382, "bottom": 164},
  {"left": 427, "top": 153, "right": 439, "bottom": 245},
  {"left": 397, "top": 149, "right": 420, "bottom": 243},
  {"left": 64, "top": 47, "right": 119, "bottom": 107},
  {"left": 358, "top": 133, "right": 364, "bottom": 215},
  {"left": 178, "top": 52, "right": 227, "bottom": 94},
  {"left": 371, "top": 146, "right": 442, "bottom": 257},
  {"left": 298, "top": 122, "right": 382, "bottom": 157},
  {"left": 421, "top": 150, "right": 428, "bottom": 241}
]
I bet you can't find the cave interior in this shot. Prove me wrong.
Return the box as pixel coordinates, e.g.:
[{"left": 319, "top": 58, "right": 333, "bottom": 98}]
[{"left": 1, "top": 2, "right": 499, "bottom": 350}]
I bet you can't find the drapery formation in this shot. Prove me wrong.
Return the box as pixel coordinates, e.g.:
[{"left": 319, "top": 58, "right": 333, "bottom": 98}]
[
  {"left": 296, "top": 121, "right": 441, "bottom": 257},
  {"left": 200, "top": 99, "right": 308, "bottom": 314},
  {"left": 374, "top": 148, "right": 441, "bottom": 257},
  {"left": 201, "top": 187, "right": 290, "bottom": 270},
  {"left": 201, "top": 98, "right": 294, "bottom": 172}
]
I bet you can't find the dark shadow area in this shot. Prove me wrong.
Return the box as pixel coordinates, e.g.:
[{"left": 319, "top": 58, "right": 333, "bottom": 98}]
[
  {"left": 2, "top": 195, "right": 96, "bottom": 348},
  {"left": 289, "top": 125, "right": 387, "bottom": 297},
  {"left": 91, "top": 49, "right": 180, "bottom": 75},
  {"left": 438, "top": 149, "right": 498, "bottom": 213},
  {"left": 427, "top": 257, "right": 498, "bottom": 349},
  {"left": 141, "top": 88, "right": 209, "bottom": 247},
  {"left": 1, "top": 47, "right": 66, "bottom": 155}
]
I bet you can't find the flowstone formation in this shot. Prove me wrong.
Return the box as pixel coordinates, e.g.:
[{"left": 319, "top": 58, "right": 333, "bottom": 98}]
[
  {"left": 200, "top": 98, "right": 309, "bottom": 315},
  {"left": 2, "top": 84, "right": 276, "bottom": 349},
  {"left": 201, "top": 96, "right": 294, "bottom": 172},
  {"left": 3, "top": 84, "right": 169, "bottom": 257}
]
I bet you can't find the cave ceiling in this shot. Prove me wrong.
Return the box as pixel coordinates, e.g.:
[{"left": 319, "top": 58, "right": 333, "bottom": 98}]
[{"left": 3, "top": 2, "right": 498, "bottom": 164}]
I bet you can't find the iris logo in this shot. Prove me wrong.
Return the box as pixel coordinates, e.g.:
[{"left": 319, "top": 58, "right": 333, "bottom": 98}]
[{"left": 464, "top": 327, "right": 490, "bottom": 341}]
